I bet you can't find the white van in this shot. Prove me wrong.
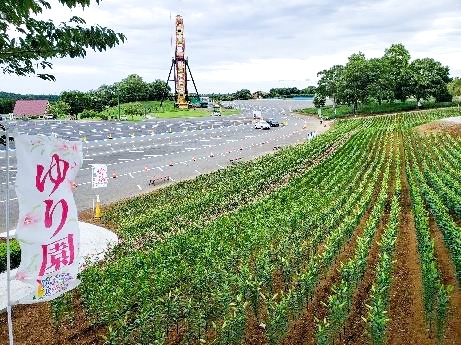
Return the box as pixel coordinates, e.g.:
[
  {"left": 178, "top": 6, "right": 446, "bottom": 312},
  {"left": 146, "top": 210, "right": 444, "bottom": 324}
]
[{"left": 252, "top": 110, "right": 262, "bottom": 119}]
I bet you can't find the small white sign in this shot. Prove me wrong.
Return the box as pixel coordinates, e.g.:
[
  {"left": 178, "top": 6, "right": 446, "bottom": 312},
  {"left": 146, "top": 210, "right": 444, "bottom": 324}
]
[{"left": 91, "top": 164, "right": 108, "bottom": 188}]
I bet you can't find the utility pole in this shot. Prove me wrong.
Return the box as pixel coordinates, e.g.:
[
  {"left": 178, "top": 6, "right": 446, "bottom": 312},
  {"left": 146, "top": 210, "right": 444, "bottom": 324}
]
[{"left": 118, "top": 91, "right": 121, "bottom": 120}]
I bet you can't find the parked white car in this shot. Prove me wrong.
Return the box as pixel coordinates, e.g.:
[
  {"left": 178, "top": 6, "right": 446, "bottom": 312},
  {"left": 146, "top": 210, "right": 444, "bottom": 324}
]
[{"left": 254, "top": 120, "right": 270, "bottom": 130}]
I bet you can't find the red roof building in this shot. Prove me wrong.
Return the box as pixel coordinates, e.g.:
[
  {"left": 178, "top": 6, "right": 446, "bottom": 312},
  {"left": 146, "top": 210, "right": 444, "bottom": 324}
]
[{"left": 13, "top": 100, "right": 50, "bottom": 118}]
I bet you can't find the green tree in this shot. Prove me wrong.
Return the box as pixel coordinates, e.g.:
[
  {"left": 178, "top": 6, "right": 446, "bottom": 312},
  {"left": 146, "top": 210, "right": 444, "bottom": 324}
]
[
  {"left": 233, "top": 89, "right": 252, "bottom": 100},
  {"left": 0, "top": 0, "right": 125, "bottom": 81},
  {"left": 367, "top": 57, "right": 393, "bottom": 104},
  {"left": 48, "top": 101, "right": 71, "bottom": 118},
  {"left": 383, "top": 44, "right": 411, "bottom": 101},
  {"left": 148, "top": 79, "right": 171, "bottom": 101},
  {"left": 447, "top": 77, "right": 461, "bottom": 106},
  {"left": 316, "top": 65, "right": 344, "bottom": 110},
  {"left": 0, "top": 98, "right": 15, "bottom": 113},
  {"left": 253, "top": 90, "right": 269, "bottom": 99},
  {"left": 124, "top": 102, "right": 144, "bottom": 120},
  {"left": 409, "top": 58, "right": 451, "bottom": 103},
  {"left": 118, "top": 74, "right": 149, "bottom": 103},
  {"left": 59, "top": 90, "right": 91, "bottom": 115},
  {"left": 301, "top": 86, "right": 316, "bottom": 96},
  {"left": 313, "top": 94, "right": 326, "bottom": 108},
  {"left": 342, "top": 52, "right": 370, "bottom": 113},
  {"left": 94, "top": 84, "right": 118, "bottom": 108}
]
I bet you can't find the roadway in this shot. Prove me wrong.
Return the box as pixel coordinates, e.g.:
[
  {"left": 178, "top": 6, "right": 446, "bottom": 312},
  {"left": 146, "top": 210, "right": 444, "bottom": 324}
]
[{"left": 0, "top": 99, "right": 325, "bottom": 230}]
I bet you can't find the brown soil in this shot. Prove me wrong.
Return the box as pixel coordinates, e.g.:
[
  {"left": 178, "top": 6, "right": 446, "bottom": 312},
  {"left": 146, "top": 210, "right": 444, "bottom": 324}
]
[
  {"left": 428, "top": 217, "right": 461, "bottom": 345},
  {"left": 338, "top": 206, "right": 387, "bottom": 345},
  {"left": 324, "top": 137, "right": 395, "bottom": 345},
  {"left": 386, "top": 162, "right": 434, "bottom": 345},
  {"left": 337, "top": 144, "right": 398, "bottom": 345},
  {"left": 281, "top": 182, "right": 381, "bottom": 345},
  {"left": 243, "top": 304, "right": 269, "bottom": 345},
  {"left": 416, "top": 121, "right": 461, "bottom": 138},
  {"left": 0, "top": 291, "right": 106, "bottom": 345}
]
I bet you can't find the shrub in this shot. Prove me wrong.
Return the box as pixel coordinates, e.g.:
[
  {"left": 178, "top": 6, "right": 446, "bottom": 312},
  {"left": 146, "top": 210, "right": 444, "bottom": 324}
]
[
  {"left": 78, "top": 109, "right": 98, "bottom": 119},
  {"left": 0, "top": 239, "right": 21, "bottom": 273}
]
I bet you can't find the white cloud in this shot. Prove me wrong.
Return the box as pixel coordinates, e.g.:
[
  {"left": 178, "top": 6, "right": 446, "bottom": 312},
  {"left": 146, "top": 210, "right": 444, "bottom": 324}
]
[{"left": 0, "top": 0, "right": 460, "bottom": 95}]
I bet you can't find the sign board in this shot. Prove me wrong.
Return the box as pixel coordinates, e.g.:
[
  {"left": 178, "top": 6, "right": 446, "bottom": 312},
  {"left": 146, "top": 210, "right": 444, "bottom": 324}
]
[
  {"left": 91, "top": 164, "right": 108, "bottom": 189},
  {"left": 14, "top": 134, "right": 82, "bottom": 303}
]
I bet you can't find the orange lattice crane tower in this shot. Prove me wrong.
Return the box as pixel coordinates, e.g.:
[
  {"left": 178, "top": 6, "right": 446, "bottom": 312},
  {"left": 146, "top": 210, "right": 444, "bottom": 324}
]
[{"left": 162, "top": 15, "right": 200, "bottom": 109}]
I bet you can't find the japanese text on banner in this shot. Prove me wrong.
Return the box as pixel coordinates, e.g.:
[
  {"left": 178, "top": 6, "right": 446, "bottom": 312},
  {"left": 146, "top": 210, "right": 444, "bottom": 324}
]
[{"left": 14, "top": 134, "right": 82, "bottom": 303}]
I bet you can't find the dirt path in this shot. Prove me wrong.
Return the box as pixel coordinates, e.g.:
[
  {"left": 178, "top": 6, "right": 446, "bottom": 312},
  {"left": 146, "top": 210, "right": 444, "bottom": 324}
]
[
  {"left": 280, "top": 203, "right": 374, "bottom": 345},
  {"left": 428, "top": 217, "right": 461, "bottom": 345},
  {"left": 281, "top": 161, "right": 386, "bottom": 345},
  {"left": 339, "top": 206, "right": 387, "bottom": 345},
  {"left": 337, "top": 140, "right": 398, "bottom": 345},
  {"left": 386, "top": 159, "right": 433, "bottom": 345}
]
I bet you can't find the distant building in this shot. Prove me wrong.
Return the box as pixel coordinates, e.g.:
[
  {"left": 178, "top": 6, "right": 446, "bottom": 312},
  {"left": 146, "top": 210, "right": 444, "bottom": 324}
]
[{"left": 13, "top": 100, "right": 50, "bottom": 119}]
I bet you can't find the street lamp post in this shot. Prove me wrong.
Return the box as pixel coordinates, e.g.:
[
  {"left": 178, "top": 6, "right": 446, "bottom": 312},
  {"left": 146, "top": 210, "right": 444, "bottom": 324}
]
[{"left": 117, "top": 91, "right": 121, "bottom": 121}]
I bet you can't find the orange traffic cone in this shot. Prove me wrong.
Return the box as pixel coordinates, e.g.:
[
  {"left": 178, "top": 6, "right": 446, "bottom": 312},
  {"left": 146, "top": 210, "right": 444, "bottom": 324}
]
[{"left": 112, "top": 171, "right": 117, "bottom": 178}]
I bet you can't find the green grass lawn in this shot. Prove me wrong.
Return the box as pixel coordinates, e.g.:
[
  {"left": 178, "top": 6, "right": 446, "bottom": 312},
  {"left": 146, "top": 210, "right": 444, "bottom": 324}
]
[{"left": 97, "top": 100, "right": 239, "bottom": 121}]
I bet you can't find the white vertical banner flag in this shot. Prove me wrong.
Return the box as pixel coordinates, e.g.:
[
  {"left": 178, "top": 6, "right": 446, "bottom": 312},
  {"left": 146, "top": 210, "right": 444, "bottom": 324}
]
[
  {"left": 91, "top": 164, "right": 108, "bottom": 188},
  {"left": 13, "top": 134, "right": 83, "bottom": 303}
]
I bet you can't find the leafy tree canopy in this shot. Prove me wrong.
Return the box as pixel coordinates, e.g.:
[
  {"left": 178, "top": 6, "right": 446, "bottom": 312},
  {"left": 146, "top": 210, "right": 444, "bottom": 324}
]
[
  {"left": 315, "top": 43, "right": 452, "bottom": 110},
  {"left": 48, "top": 100, "right": 70, "bottom": 118},
  {"left": 0, "top": 0, "right": 126, "bottom": 81},
  {"left": 233, "top": 89, "right": 252, "bottom": 100},
  {"left": 447, "top": 78, "right": 461, "bottom": 98}
]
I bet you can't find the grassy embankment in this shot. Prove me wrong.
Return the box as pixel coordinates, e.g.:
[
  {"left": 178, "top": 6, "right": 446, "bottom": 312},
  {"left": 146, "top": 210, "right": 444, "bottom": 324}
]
[{"left": 298, "top": 100, "right": 458, "bottom": 119}]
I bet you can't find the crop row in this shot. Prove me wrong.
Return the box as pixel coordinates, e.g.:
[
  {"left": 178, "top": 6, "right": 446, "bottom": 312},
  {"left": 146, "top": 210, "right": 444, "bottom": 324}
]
[
  {"left": 363, "top": 140, "right": 401, "bottom": 345},
  {"left": 102, "top": 120, "right": 360, "bottom": 243},
  {"left": 316, "top": 138, "right": 393, "bottom": 345},
  {"left": 263, "top": 133, "right": 389, "bottom": 345},
  {"left": 77, "top": 119, "right": 388, "bottom": 343},
  {"left": 49, "top": 108, "right": 461, "bottom": 344}
]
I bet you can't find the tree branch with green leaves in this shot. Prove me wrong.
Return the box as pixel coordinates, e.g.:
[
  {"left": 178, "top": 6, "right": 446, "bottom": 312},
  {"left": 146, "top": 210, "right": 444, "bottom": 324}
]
[{"left": 0, "top": 0, "right": 126, "bottom": 81}]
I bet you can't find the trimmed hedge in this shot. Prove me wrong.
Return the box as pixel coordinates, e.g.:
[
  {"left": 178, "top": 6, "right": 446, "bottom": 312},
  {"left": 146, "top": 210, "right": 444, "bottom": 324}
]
[{"left": 0, "top": 240, "right": 21, "bottom": 273}]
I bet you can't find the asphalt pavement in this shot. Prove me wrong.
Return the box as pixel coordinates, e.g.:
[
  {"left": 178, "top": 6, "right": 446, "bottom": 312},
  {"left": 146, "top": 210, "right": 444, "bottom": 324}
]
[{"left": 0, "top": 99, "right": 326, "bottom": 230}]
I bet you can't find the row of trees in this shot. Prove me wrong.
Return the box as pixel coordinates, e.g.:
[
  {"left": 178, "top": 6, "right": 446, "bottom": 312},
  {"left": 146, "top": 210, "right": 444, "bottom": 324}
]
[
  {"left": 56, "top": 74, "right": 170, "bottom": 115},
  {"left": 314, "top": 44, "right": 453, "bottom": 112},
  {"left": 209, "top": 86, "right": 316, "bottom": 102}
]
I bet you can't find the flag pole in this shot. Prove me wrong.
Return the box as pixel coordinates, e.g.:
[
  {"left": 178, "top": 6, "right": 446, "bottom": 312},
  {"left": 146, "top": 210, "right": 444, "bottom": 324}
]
[{"left": 5, "top": 124, "right": 14, "bottom": 344}]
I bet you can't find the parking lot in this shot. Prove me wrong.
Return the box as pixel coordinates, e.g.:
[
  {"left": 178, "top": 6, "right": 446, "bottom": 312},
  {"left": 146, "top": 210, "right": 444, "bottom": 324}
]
[{"left": 0, "top": 99, "right": 327, "bottom": 228}]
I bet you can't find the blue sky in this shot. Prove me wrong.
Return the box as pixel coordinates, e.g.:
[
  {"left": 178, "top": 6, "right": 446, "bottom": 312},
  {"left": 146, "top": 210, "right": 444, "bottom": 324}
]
[{"left": 1, "top": 0, "right": 460, "bottom": 95}]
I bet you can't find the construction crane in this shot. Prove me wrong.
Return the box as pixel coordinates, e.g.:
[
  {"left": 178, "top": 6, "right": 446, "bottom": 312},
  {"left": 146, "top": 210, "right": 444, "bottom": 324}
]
[{"left": 162, "top": 15, "right": 200, "bottom": 109}]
